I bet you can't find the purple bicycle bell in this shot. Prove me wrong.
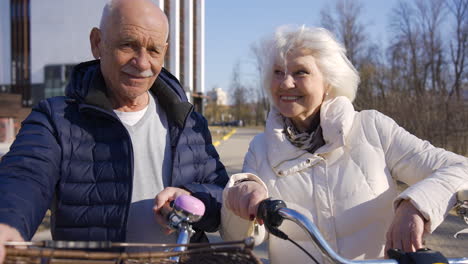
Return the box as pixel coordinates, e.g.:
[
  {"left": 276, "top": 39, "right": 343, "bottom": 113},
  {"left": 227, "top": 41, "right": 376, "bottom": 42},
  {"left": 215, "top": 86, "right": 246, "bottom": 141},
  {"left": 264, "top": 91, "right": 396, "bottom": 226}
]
[{"left": 173, "top": 195, "right": 206, "bottom": 223}]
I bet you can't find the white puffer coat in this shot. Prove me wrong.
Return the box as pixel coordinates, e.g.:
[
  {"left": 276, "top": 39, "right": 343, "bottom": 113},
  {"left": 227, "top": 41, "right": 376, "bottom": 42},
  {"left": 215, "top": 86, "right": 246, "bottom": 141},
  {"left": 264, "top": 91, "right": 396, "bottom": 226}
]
[{"left": 220, "top": 97, "right": 468, "bottom": 264}]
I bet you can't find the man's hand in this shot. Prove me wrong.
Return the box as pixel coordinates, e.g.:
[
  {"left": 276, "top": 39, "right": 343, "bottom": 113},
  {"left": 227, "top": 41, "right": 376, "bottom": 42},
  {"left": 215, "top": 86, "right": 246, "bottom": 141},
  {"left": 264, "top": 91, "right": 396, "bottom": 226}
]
[
  {"left": 0, "top": 223, "right": 24, "bottom": 264},
  {"left": 153, "top": 187, "right": 191, "bottom": 235},
  {"left": 385, "top": 200, "right": 426, "bottom": 257},
  {"left": 225, "top": 181, "right": 268, "bottom": 223}
]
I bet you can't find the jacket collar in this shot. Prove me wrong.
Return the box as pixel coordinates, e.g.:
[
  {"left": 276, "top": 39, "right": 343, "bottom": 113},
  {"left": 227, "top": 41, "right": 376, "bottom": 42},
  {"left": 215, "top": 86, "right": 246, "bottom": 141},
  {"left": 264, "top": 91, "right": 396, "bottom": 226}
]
[
  {"left": 319, "top": 96, "right": 355, "bottom": 152},
  {"left": 266, "top": 96, "right": 355, "bottom": 169},
  {"left": 151, "top": 76, "right": 193, "bottom": 128},
  {"left": 80, "top": 61, "right": 193, "bottom": 128}
]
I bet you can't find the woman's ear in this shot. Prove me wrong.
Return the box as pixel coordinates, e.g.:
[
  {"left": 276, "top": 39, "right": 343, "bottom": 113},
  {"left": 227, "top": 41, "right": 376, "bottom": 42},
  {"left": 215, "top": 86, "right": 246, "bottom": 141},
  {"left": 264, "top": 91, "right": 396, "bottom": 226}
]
[
  {"left": 90, "top": 28, "right": 102, "bottom": 59},
  {"left": 324, "top": 83, "right": 331, "bottom": 99}
]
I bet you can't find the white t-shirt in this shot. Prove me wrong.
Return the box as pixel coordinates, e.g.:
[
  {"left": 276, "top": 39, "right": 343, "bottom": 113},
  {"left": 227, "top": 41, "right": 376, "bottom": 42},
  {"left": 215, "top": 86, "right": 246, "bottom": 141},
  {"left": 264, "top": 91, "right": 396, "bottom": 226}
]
[{"left": 114, "top": 92, "right": 176, "bottom": 251}]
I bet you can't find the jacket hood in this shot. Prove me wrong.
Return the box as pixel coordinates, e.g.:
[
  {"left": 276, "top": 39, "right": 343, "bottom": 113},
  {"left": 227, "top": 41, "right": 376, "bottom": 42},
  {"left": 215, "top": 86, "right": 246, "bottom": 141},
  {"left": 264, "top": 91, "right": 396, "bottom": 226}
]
[{"left": 65, "top": 60, "right": 101, "bottom": 101}]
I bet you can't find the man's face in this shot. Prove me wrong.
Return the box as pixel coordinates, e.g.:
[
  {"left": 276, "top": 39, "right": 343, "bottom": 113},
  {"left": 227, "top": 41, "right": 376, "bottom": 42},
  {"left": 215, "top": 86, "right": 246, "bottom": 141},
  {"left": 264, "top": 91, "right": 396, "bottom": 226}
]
[{"left": 93, "top": 14, "right": 167, "bottom": 101}]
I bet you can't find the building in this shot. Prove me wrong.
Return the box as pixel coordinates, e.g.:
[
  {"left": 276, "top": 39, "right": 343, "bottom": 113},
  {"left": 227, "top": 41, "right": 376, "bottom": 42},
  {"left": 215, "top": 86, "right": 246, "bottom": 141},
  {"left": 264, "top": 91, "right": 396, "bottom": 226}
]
[
  {"left": 207, "top": 87, "right": 228, "bottom": 106},
  {"left": 0, "top": 0, "right": 206, "bottom": 144}
]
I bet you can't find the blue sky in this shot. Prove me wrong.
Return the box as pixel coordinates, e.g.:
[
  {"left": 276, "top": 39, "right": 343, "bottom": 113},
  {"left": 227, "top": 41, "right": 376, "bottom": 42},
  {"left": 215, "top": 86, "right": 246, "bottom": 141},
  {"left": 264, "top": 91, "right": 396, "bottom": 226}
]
[{"left": 205, "top": 0, "right": 397, "bottom": 94}]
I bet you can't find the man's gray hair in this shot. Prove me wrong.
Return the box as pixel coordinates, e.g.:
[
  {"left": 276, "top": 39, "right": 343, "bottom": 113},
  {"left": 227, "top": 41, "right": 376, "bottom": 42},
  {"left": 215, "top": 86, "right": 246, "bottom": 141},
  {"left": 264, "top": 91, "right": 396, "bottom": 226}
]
[{"left": 260, "top": 25, "right": 360, "bottom": 103}]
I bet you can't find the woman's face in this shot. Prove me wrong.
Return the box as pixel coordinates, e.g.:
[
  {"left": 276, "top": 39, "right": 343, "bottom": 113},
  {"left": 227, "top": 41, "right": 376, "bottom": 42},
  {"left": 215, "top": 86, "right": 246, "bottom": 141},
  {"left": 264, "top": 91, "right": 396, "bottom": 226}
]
[{"left": 270, "top": 49, "right": 327, "bottom": 131}]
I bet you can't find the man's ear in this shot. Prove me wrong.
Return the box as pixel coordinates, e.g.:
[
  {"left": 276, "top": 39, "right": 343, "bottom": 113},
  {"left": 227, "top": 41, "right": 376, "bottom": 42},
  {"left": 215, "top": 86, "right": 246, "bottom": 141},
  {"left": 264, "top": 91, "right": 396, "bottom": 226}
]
[
  {"left": 161, "top": 43, "right": 168, "bottom": 58},
  {"left": 90, "top": 27, "right": 102, "bottom": 59}
]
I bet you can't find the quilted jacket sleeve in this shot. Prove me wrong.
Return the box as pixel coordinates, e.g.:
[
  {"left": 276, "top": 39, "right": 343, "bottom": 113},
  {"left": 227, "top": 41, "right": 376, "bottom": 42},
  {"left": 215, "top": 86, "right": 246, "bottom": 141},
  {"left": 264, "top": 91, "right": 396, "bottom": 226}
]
[
  {"left": 374, "top": 111, "right": 468, "bottom": 232},
  {"left": 180, "top": 112, "right": 229, "bottom": 232},
  {"left": 0, "top": 100, "right": 61, "bottom": 240}
]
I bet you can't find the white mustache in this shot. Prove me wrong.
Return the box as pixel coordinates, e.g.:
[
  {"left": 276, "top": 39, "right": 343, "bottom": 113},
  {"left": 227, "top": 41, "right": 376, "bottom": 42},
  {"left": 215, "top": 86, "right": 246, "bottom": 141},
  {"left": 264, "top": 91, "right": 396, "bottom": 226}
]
[{"left": 122, "top": 65, "right": 154, "bottom": 78}]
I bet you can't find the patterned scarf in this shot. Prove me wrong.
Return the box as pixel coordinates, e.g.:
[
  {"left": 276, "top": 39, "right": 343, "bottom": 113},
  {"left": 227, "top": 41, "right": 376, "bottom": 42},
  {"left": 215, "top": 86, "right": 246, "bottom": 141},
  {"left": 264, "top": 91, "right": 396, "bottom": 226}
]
[{"left": 282, "top": 113, "right": 325, "bottom": 154}]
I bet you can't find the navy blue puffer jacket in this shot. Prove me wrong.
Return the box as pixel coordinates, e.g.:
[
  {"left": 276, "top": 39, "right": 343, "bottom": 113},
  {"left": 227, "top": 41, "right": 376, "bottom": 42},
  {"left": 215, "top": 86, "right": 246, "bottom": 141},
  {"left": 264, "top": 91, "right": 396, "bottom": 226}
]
[{"left": 0, "top": 60, "right": 228, "bottom": 242}]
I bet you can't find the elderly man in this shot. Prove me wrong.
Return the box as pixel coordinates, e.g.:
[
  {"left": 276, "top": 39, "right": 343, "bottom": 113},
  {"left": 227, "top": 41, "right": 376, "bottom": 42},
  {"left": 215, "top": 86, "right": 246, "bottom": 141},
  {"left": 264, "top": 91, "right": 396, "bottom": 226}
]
[{"left": 0, "top": 0, "right": 228, "bottom": 261}]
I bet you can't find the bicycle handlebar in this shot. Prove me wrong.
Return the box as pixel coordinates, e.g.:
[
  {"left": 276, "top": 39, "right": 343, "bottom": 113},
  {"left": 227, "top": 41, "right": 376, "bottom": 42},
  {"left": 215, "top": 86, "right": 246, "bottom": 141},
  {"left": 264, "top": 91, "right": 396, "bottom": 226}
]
[
  {"left": 257, "top": 198, "right": 468, "bottom": 264},
  {"left": 277, "top": 208, "right": 398, "bottom": 264}
]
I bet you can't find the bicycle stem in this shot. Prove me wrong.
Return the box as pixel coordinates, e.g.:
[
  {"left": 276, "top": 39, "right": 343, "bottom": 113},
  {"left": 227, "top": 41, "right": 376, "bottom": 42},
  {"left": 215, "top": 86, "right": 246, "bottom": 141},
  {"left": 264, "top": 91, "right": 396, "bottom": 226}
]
[
  {"left": 170, "top": 222, "right": 193, "bottom": 262},
  {"left": 167, "top": 195, "right": 205, "bottom": 263}
]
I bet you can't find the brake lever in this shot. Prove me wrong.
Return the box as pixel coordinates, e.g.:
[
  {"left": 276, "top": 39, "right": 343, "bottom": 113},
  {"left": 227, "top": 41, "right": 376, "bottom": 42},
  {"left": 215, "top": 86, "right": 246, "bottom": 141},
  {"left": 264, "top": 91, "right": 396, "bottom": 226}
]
[
  {"left": 454, "top": 190, "right": 468, "bottom": 238},
  {"left": 456, "top": 190, "right": 468, "bottom": 224},
  {"left": 257, "top": 198, "right": 289, "bottom": 240}
]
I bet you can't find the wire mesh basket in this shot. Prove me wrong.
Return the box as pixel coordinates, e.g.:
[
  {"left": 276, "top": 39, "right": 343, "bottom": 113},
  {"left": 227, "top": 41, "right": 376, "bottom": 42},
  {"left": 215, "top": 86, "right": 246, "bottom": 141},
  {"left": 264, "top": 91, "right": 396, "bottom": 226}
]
[{"left": 5, "top": 239, "right": 262, "bottom": 264}]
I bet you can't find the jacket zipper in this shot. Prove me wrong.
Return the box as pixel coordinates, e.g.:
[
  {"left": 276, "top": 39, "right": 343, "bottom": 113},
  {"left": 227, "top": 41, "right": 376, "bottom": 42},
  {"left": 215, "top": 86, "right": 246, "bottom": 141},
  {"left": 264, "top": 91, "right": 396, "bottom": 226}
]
[{"left": 80, "top": 104, "right": 134, "bottom": 242}]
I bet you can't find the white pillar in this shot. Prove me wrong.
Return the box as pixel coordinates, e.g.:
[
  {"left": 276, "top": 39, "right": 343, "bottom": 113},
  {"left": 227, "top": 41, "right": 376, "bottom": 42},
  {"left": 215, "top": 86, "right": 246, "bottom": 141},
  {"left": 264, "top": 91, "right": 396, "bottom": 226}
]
[
  {"left": 169, "top": 0, "right": 180, "bottom": 80},
  {"left": 153, "top": 0, "right": 164, "bottom": 11},
  {"left": 196, "top": 0, "right": 204, "bottom": 94},
  {"left": 153, "top": 0, "right": 165, "bottom": 67},
  {"left": 183, "top": 0, "right": 194, "bottom": 102},
  {"left": 5, "top": 118, "right": 15, "bottom": 143}
]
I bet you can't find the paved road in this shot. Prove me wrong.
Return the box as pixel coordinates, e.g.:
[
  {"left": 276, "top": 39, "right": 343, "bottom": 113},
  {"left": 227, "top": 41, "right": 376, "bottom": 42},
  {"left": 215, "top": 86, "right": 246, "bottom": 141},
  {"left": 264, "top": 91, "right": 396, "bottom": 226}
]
[
  {"left": 426, "top": 214, "right": 468, "bottom": 257},
  {"left": 207, "top": 127, "right": 269, "bottom": 260},
  {"left": 215, "top": 127, "right": 262, "bottom": 175},
  {"left": 213, "top": 127, "right": 468, "bottom": 259}
]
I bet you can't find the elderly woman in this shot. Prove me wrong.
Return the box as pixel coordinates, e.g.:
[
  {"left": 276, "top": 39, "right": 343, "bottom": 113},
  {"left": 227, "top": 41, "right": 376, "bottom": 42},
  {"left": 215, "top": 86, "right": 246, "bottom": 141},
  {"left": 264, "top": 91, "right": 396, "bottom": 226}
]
[{"left": 220, "top": 26, "right": 468, "bottom": 263}]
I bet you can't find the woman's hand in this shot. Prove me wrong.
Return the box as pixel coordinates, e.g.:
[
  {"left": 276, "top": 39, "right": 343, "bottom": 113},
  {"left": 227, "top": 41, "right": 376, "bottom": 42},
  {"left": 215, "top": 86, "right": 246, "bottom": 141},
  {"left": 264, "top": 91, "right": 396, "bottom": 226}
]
[
  {"left": 225, "top": 181, "right": 268, "bottom": 222},
  {"left": 385, "top": 200, "right": 426, "bottom": 257}
]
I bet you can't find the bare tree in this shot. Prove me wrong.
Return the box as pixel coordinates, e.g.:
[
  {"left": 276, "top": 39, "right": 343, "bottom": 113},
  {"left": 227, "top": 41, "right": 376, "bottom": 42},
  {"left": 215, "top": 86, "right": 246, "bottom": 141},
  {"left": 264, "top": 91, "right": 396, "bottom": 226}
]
[
  {"left": 445, "top": 0, "right": 468, "bottom": 154},
  {"left": 415, "top": 0, "right": 447, "bottom": 93},
  {"left": 389, "top": 1, "right": 426, "bottom": 96},
  {"left": 388, "top": 1, "right": 439, "bottom": 140},
  {"left": 354, "top": 43, "right": 388, "bottom": 111},
  {"left": 385, "top": 0, "right": 468, "bottom": 153},
  {"left": 230, "top": 61, "right": 251, "bottom": 124},
  {"left": 250, "top": 41, "right": 270, "bottom": 123},
  {"left": 320, "top": 0, "right": 367, "bottom": 66},
  {"left": 446, "top": 0, "right": 468, "bottom": 101}
]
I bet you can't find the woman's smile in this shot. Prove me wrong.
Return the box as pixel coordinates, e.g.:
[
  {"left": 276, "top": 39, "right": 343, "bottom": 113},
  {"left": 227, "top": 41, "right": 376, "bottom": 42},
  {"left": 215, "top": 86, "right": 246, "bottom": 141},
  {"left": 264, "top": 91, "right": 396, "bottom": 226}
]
[{"left": 279, "top": 95, "right": 302, "bottom": 102}]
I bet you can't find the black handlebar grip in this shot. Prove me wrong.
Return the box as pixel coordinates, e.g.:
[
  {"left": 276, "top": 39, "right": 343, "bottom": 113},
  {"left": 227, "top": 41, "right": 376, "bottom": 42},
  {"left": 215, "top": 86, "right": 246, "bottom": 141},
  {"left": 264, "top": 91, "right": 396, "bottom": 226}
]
[
  {"left": 257, "top": 198, "right": 289, "bottom": 240},
  {"left": 387, "top": 248, "right": 449, "bottom": 264},
  {"left": 257, "top": 198, "right": 287, "bottom": 227}
]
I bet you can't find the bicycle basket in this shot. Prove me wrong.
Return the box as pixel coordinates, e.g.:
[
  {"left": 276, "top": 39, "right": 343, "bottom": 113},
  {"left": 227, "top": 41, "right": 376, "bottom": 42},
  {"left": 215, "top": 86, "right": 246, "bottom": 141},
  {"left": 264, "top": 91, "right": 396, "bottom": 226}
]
[{"left": 5, "top": 239, "right": 262, "bottom": 264}]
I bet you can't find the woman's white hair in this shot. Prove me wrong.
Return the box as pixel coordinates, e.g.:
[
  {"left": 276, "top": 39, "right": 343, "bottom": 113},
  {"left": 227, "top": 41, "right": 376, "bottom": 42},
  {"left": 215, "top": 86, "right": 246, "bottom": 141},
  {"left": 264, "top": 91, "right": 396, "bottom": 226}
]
[{"left": 261, "top": 25, "right": 360, "bottom": 102}]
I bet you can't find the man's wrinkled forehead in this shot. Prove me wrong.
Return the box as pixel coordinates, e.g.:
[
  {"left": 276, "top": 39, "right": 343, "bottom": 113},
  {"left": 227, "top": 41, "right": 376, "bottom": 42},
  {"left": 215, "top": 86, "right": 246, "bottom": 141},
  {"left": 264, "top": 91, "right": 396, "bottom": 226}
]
[
  {"left": 118, "top": 25, "right": 167, "bottom": 44},
  {"left": 100, "top": 0, "right": 168, "bottom": 41}
]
